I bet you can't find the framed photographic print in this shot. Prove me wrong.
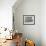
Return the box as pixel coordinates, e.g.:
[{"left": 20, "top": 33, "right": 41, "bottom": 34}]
[{"left": 23, "top": 15, "right": 35, "bottom": 25}]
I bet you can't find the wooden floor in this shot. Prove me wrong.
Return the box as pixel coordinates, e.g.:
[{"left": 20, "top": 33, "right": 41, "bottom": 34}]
[{"left": 0, "top": 39, "right": 16, "bottom": 46}]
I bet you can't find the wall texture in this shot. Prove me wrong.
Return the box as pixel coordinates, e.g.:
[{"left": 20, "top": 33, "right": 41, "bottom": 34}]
[
  {"left": 13, "top": 0, "right": 41, "bottom": 46},
  {"left": 41, "top": 0, "right": 46, "bottom": 46}
]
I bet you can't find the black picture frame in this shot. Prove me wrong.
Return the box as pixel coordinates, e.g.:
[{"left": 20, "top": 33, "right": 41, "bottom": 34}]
[{"left": 23, "top": 15, "right": 35, "bottom": 25}]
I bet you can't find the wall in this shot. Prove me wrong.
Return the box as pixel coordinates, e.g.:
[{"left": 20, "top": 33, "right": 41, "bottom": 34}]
[
  {"left": 13, "top": 0, "right": 41, "bottom": 46},
  {"left": 0, "top": 0, "right": 16, "bottom": 30},
  {"left": 41, "top": 0, "right": 46, "bottom": 46}
]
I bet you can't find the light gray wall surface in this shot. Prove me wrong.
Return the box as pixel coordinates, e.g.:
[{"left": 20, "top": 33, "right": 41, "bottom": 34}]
[
  {"left": 0, "top": 0, "right": 16, "bottom": 29},
  {"left": 12, "top": 0, "right": 46, "bottom": 46}
]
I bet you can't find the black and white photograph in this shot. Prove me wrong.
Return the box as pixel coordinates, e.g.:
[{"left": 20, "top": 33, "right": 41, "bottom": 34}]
[{"left": 23, "top": 15, "right": 35, "bottom": 25}]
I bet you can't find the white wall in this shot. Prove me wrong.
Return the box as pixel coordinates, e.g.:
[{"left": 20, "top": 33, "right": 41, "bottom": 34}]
[
  {"left": 41, "top": 0, "right": 46, "bottom": 46},
  {"left": 13, "top": 0, "right": 41, "bottom": 46},
  {"left": 0, "top": 0, "right": 16, "bottom": 30},
  {"left": 13, "top": 0, "right": 46, "bottom": 46}
]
